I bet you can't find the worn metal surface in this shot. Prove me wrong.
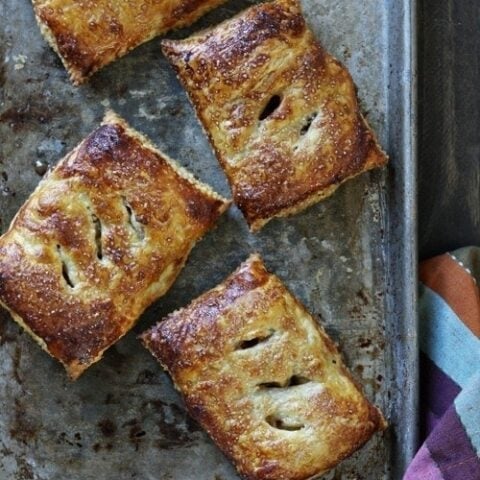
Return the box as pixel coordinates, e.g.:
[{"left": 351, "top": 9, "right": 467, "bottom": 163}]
[{"left": 0, "top": 0, "right": 417, "bottom": 479}]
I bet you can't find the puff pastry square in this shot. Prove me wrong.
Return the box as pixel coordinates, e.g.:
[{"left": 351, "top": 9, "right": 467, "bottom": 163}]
[
  {"left": 0, "top": 111, "right": 229, "bottom": 379},
  {"left": 31, "top": 0, "right": 227, "bottom": 84},
  {"left": 141, "top": 254, "right": 386, "bottom": 480},
  {"left": 162, "top": 0, "right": 388, "bottom": 231}
]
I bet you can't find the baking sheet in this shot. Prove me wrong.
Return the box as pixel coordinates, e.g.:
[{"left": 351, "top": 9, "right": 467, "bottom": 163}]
[{"left": 0, "top": 0, "right": 417, "bottom": 479}]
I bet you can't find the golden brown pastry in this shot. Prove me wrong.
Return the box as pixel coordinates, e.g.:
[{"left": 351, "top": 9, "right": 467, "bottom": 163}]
[
  {"left": 162, "top": 0, "right": 388, "bottom": 231},
  {"left": 0, "top": 111, "right": 229, "bottom": 379},
  {"left": 31, "top": 0, "right": 227, "bottom": 84},
  {"left": 141, "top": 254, "right": 386, "bottom": 480}
]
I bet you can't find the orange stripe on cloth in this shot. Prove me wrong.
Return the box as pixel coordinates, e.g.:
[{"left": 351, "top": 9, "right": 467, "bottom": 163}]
[{"left": 420, "top": 254, "right": 480, "bottom": 338}]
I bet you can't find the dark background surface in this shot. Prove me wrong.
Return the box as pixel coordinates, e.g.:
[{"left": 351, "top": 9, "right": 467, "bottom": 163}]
[{"left": 418, "top": 0, "right": 480, "bottom": 259}]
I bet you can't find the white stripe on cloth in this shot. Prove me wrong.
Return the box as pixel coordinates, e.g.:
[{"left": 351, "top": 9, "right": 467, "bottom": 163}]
[{"left": 419, "top": 284, "right": 480, "bottom": 389}]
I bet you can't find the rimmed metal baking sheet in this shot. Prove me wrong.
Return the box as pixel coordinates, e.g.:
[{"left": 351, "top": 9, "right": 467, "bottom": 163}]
[{"left": 0, "top": 0, "right": 417, "bottom": 478}]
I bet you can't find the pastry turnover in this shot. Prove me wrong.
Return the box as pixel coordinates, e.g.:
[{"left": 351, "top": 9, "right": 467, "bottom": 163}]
[
  {"left": 141, "top": 254, "right": 386, "bottom": 480},
  {"left": 162, "top": 0, "right": 388, "bottom": 231},
  {"left": 31, "top": 0, "right": 226, "bottom": 84},
  {"left": 0, "top": 111, "right": 229, "bottom": 379}
]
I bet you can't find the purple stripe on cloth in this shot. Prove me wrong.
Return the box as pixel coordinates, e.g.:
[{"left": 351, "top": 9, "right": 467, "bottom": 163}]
[
  {"left": 404, "top": 444, "right": 444, "bottom": 480},
  {"left": 427, "top": 405, "right": 480, "bottom": 480},
  {"left": 425, "top": 411, "right": 441, "bottom": 439},
  {"left": 420, "top": 353, "right": 462, "bottom": 438}
]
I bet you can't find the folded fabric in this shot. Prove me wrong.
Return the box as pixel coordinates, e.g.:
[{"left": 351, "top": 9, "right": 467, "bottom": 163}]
[{"left": 405, "top": 247, "right": 480, "bottom": 479}]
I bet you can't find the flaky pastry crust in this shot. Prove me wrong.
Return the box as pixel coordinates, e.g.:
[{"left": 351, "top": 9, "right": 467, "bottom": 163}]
[
  {"left": 0, "top": 111, "right": 229, "bottom": 379},
  {"left": 31, "top": 0, "right": 227, "bottom": 84},
  {"left": 142, "top": 254, "right": 386, "bottom": 480},
  {"left": 162, "top": 0, "right": 388, "bottom": 231}
]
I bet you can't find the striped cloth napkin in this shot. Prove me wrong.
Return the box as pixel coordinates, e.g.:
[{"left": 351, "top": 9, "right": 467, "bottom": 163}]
[{"left": 404, "top": 247, "right": 480, "bottom": 479}]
